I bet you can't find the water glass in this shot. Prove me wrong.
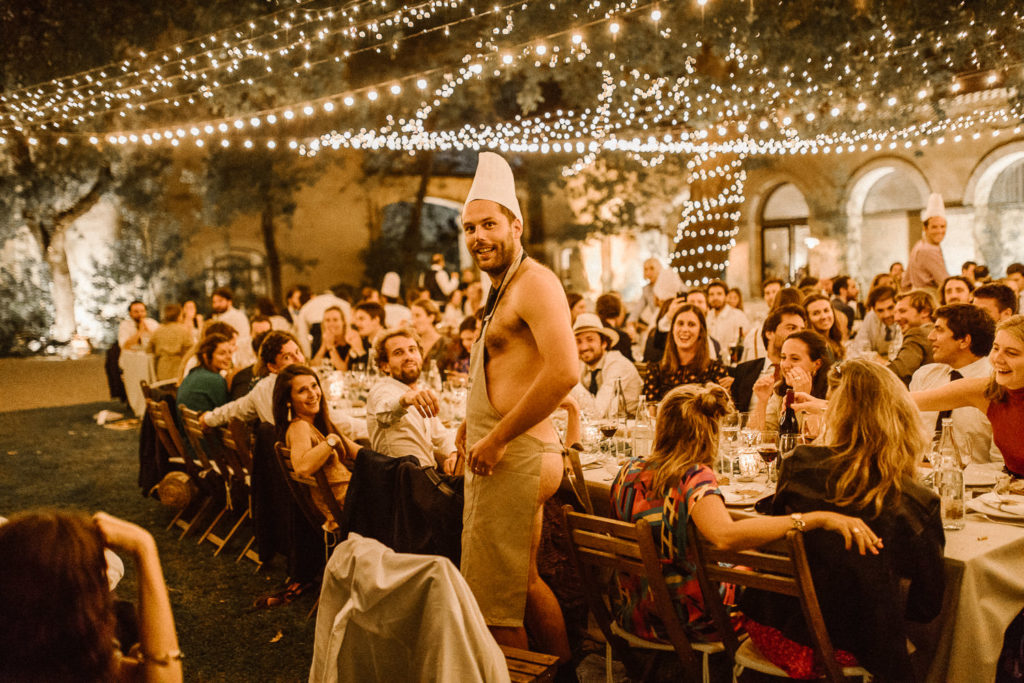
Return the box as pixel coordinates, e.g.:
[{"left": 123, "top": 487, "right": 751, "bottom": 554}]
[
  {"left": 778, "top": 433, "right": 799, "bottom": 460},
  {"left": 937, "top": 467, "right": 965, "bottom": 531}
]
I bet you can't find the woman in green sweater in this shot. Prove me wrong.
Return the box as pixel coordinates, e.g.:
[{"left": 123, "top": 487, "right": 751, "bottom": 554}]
[{"left": 176, "top": 333, "right": 233, "bottom": 412}]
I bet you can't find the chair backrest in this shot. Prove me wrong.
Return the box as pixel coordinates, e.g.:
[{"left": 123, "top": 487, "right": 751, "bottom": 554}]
[
  {"left": 688, "top": 522, "right": 847, "bottom": 683},
  {"left": 146, "top": 398, "right": 202, "bottom": 478},
  {"left": 180, "top": 407, "right": 244, "bottom": 485},
  {"left": 274, "top": 442, "right": 346, "bottom": 533},
  {"left": 561, "top": 505, "right": 703, "bottom": 681},
  {"left": 226, "top": 419, "right": 254, "bottom": 472}
]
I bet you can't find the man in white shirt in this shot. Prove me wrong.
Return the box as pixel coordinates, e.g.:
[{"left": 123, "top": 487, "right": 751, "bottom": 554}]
[
  {"left": 366, "top": 329, "right": 457, "bottom": 471},
  {"left": 705, "top": 280, "right": 750, "bottom": 360},
  {"left": 850, "top": 284, "right": 901, "bottom": 360},
  {"left": 211, "top": 287, "right": 254, "bottom": 368},
  {"left": 118, "top": 300, "right": 160, "bottom": 417},
  {"left": 569, "top": 313, "right": 642, "bottom": 418},
  {"left": 118, "top": 300, "right": 159, "bottom": 351},
  {"left": 200, "top": 331, "right": 304, "bottom": 428},
  {"left": 910, "top": 303, "right": 1001, "bottom": 464}
]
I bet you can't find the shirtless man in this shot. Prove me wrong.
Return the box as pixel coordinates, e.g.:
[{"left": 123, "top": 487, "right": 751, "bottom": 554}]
[{"left": 456, "top": 153, "right": 578, "bottom": 664}]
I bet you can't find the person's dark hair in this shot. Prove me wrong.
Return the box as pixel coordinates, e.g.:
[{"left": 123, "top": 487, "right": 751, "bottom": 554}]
[
  {"left": 411, "top": 298, "right": 442, "bottom": 324},
  {"left": 197, "top": 333, "right": 232, "bottom": 371},
  {"left": 870, "top": 273, "right": 893, "bottom": 290},
  {"left": 0, "top": 510, "right": 116, "bottom": 682},
  {"left": 975, "top": 264, "right": 991, "bottom": 281},
  {"left": 939, "top": 276, "right": 972, "bottom": 306},
  {"left": 259, "top": 330, "right": 299, "bottom": 368},
  {"left": 161, "top": 303, "right": 182, "bottom": 323},
  {"left": 1007, "top": 263, "right": 1024, "bottom": 278},
  {"left": 566, "top": 292, "right": 583, "bottom": 311},
  {"left": 128, "top": 299, "right": 145, "bottom": 312},
  {"left": 272, "top": 365, "right": 339, "bottom": 444},
  {"left": 866, "top": 285, "right": 897, "bottom": 311},
  {"left": 762, "top": 278, "right": 784, "bottom": 294},
  {"left": 287, "top": 285, "right": 311, "bottom": 307},
  {"left": 661, "top": 304, "right": 711, "bottom": 375},
  {"left": 831, "top": 276, "right": 851, "bottom": 297},
  {"left": 705, "top": 280, "right": 728, "bottom": 295},
  {"left": 202, "top": 320, "right": 237, "bottom": 339},
  {"left": 895, "top": 289, "right": 936, "bottom": 318},
  {"left": 796, "top": 276, "right": 819, "bottom": 290},
  {"left": 772, "top": 286, "right": 804, "bottom": 311},
  {"left": 458, "top": 315, "right": 478, "bottom": 335},
  {"left": 761, "top": 304, "right": 808, "bottom": 347},
  {"left": 212, "top": 286, "right": 234, "bottom": 302},
  {"left": 728, "top": 287, "right": 744, "bottom": 311},
  {"left": 890, "top": 261, "right": 903, "bottom": 271},
  {"left": 973, "top": 282, "right": 1019, "bottom": 315},
  {"left": 962, "top": 260, "right": 977, "bottom": 271},
  {"left": 934, "top": 304, "right": 996, "bottom": 358},
  {"left": 255, "top": 297, "right": 278, "bottom": 317},
  {"left": 777, "top": 329, "right": 833, "bottom": 399},
  {"left": 595, "top": 293, "right": 623, "bottom": 322},
  {"left": 250, "top": 330, "right": 271, "bottom": 366},
  {"left": 354, "top": 301, "right": 386, "bottom": 325},
  {"left": 249, "top": 314, "right": 271, "bottom": 329}
]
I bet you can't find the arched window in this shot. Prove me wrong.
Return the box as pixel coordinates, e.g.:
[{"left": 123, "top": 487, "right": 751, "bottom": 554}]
[
  {"left": 761, "top": 183, "right": 810, "bottom": 283},
  {"left": 849, "top": 166, "right": 926, "bottom": 279},
  {"left": 207, "top": 249, "right": 267, "bottom": 305}
]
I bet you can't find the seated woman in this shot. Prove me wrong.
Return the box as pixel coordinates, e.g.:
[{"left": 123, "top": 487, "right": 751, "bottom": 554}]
[
  {"left": 443, "top": 315, "right": 478, "bottom": 378},
  {"left": 742, "top": 359, "right": 945, "bottom": 680},
  {"left": 310, "top": 306, "right": 350, "bottom": 372},
  {"left": 177, "top": 320, "right": 238, "bottom": 382},
  {"left": 610, "top": 383, "right": 877, "bottom": 644},
  {"left": 176, "top": 333, "right": 233, "bottom": 413},
  {"left": 272, "top": 365, "right": 357, "bottom": 528},
  {"left": 802, "top": 292, "right": 846, "bottom": 361},
  {"left": 750, "top": 330, "right": 832, "bottom": 434},
  {"left": 642, "top": 303, "right": 730, "bottom": 402},
  {"left": 411, "top": 299, "right": 451, "bottom": 375},
  {"left": 0, "top": 510, "right": 182, "bottom": 683},
  {"left": 912, "top": 315, "right": 1024, "bottom": 477}
]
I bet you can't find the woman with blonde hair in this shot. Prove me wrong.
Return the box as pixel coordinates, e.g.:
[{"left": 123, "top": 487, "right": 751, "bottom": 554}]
[
  {"left": 610, "top": 383, "right": 878, "bottom": 643},
  {"left": 741, "top": 359, "right": 945, "bottom": 680},
  {"left": 912, "top": 314, "right": 1024, "bottom": 476}
]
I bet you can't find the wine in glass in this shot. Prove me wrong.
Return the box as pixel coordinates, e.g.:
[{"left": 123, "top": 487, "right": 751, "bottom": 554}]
[{"left": 757, "top": 434, "right": 780, "bottom": 482}]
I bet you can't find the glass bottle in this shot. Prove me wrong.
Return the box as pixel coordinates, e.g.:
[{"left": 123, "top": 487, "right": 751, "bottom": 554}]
[
  {"left": 936, "top": 418, "right": 965, "bottom": 530},
  {"left": 632, "top": 394, "right": 654, "bottom": 460},
  {"left": 779, "top": 389, "right": 800, "bottom": 436}
]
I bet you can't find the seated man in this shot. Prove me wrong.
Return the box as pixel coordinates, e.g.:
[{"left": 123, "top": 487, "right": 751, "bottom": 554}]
[
  {"left": 346, "top": 301, "right": 386, "bottom": 370},
  {"left": 730, "top": 304, "right": 807, "bottom": 413},
  {"left": 910, "top": 304, "right": 1001, "bottom": 464},
  {"left": 569, "top": 313, "right": 642, "bottom": 418},
  {"left": 972, "top": 282, "right": 1018, "bottom": 323},
  {"left": 366, "top": 329, "right": 457, "bottom": 472},
  {"left": 850, "top": 285, "right": 901, "bottom": 360},
  {"left": 886, "top": 290, "right": 935, "bottom": 386}
]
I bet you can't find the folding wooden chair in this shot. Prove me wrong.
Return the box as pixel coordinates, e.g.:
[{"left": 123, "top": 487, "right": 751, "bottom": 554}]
[
  {"left": 274, "top": 442, "right": 346, "bottom": 537},
  {"left": 688, "top": 522, "right": 872, "bottom": 683},
  {"left": 222, "top": 420, "right": 262, "bottom": 568},
  {"left": 145, "top": 398, "right": 213, "bottom": 538},
  {"left": 562, "top": 506, "right": 725, "bottom": 683}
]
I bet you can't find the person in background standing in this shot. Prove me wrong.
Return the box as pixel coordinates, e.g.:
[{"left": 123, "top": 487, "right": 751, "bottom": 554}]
[
  {"left": 211, "top": 287, "right": 253, "bottom": 368},
  {"left": 380, "top": 272, "right": 412, "bottom": 328},
  {"left": 422, "top": 253, "right": 459, "bottom": 303},
  {"left": 904, "top": 193, "right": 949, "bottom": 291},
  {"left": 284, "top": 284, "right": 311, "bottom": 325},
  {"left": 147, "top": 303, "right": 192, "bottom": 381},
  {"left": 705, "top": 280, "right": 750, "bottom": 357}
]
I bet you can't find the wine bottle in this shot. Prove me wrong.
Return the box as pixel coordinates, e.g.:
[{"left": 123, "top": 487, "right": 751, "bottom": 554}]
[{"left": 779, "top": 388, "right": 800, "bottom": 435}]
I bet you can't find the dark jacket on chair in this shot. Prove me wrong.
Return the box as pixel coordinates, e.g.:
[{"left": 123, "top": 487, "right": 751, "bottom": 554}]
[{"left": 729, "top": 358, "right": 771, "bottom": 413}]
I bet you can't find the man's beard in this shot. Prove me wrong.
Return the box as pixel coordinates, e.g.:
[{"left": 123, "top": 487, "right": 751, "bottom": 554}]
[
  {"left": 473, "top": 235, "right": 517, "bottom": 275},
  {"left": 392, "top": 363, "right": 422, "bottom": 384}
]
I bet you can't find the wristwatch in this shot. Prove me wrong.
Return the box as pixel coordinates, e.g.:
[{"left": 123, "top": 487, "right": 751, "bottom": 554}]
[
  {"left": 326, "top": 434, "right": 340, "bottom": 450},
  {"left": 790, "top": 512, "right": 806, "bottom": 532}
]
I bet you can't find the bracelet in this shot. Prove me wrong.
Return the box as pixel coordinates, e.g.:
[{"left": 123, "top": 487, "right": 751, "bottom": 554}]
[
  {"left": 132, "top": 646, "right": 184, "bottom": 666},
  {"left": 790, "top": 512, "right": 806, "bottom": 532}
]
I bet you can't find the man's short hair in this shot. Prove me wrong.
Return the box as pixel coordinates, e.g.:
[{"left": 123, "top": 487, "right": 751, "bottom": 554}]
[
  {"left": 796, "top": 276, "right": 819, "bottom": 290},
  {"left": 762, "top": 304, "right": 807, "bottom": 347},
  {"left": 375, "top": 328, "right": 421, "bottom": 366},
  {"left": 595, "top": 293, "right": 623, "bottom": 321},
  {"left": 831, "top": 276, "right": 851, "bottom": 296},
  {"left": 161, "top": 303, "right": 181, "bottom": 323},
  {"left": 895, "top": 289, "right": 935, "bottom": 317},
  {"left": 258, "top": 330, "right": 299, "bottom": 367},
  {"left": 249, "top": 314, "right": 271, "bottom": 327},
  {"left": 973, "top": 282, "right": 1019, "bottom": 315},
  {"left": 212, "top": 286, "right": 234, "bottom": 302},
  {"left": 1007, "top": 263, "right": 1024, "bottom": 278},
  {"left": 250, "top": 329, "right": 270, "bottom": 354},
  {"left": 128, "top": 300, "right": 145, "bottom": 312},
  {"left": 705, "top": 280, "right": 728, "bottom": 295},
  {"left": 354, "top": 301, "right": 386, "bottom": 325},
  {"left": 762, "top": 278, "right": 784, "bottom": 293},
  {"left": 934, "top": 304, "right": 995, "bottom": 357},
  {"left": 941, "top": 276, "right": 973, "bottom": 303},
  {"left": 962, "top": 261, "right": 977, "bottom": 271},
  {"left": 866, "top": 285, "right": 897, "bottom": 311}
]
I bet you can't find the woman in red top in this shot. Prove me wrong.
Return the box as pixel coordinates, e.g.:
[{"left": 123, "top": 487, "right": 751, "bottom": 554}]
[{"left": 912, "top": 315, "right": 1024, "bottom": 476}]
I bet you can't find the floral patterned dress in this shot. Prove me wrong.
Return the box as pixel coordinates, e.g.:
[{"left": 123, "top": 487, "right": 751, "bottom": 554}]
[
  {"left": 609, "top": 459, "right": 732, "bottom": 642},
  {"left": 642, "top": 359, "right": 728, "bottom": 402}
]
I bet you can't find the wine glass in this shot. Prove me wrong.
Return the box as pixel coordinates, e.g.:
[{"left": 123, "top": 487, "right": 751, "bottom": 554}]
[
  {"left": 739, "top": 412, "right": 758, "bottom": 448},
  {"left": 598, "top": 421, "right": 619, "bottom": 460},
  {"left": 757, "top": 432, "right": 780, "bottom": 483},
  {"left": 778, "top": 433, "right": 799, "bottom": 461}
]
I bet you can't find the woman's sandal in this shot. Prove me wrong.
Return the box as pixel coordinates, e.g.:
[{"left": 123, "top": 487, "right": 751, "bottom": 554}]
[{"left": 251, "top": 581, "right": 313, "bottom": 609}]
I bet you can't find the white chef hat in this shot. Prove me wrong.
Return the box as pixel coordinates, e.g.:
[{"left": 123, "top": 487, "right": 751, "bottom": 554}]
[
  {"left": 922, "top": 193, "right": 946, "bottom": 221},
  {"left": 463, "top": 152, "right": 523, "bottom": 223},
  {"left": 381, "top": 272, "right": 401, "bottom": 299},
  {"left": 652, "top": 268, "right": 684, "bottom": 302}
]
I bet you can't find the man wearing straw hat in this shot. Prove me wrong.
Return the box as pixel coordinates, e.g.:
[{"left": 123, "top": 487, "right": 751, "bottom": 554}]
[
  {"left": 457, "top": 152, "right": 577, "bottom": 665},
  {"left": 572, "top": 312, "right": 642, "bottom": 418},
  {"left": 904, "top": 192, "right": 950, "bottom": 292}
]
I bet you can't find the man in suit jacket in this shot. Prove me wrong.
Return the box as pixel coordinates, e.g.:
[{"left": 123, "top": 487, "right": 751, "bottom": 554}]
[{"left": 730, "top": 304, "right": 807, "bottom": 413}]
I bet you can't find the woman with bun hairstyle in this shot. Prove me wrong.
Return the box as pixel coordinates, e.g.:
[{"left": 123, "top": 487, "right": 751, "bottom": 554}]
[{"left": 609, "top": 383, "right": 879, "bottom": 643}]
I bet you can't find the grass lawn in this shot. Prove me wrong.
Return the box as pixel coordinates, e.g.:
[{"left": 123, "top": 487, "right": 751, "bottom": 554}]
[{"left": 1, "top": 401, "right": 316, "bottom": 682}]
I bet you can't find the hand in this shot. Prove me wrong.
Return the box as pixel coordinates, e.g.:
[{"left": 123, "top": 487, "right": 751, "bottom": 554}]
[
  {"left": 784, "top": 367, "right": 813, "bottom": 395},
  {"left": 198, "top": 412, "right": 212, "bottom": 431},
  {"left": 345, "top": 329, "right": 364, "bottom": 354},
  {"left": 442, "top": 452, "right": 459, "bottom": 475},
  {"left": 93, "top": 512, "right": 156, "bottom": 558},
  {"left": 752, "top": 373, "right": 775, "bottom": 400},
  {"left": 466, "top": 432, "right": 507, "bottom": 476},
  {"left": 792, "top": 392, "right": 827, "bottom": 415},
  {"left": 717, "top": 375, "right": 735, "bottom": 391},
  {"left": 400, "top": 386, "right": 440, "bottom": 417},
  {"left": 809, "top": 511, "right": 883, "bottom": 555},
  {"left": 455, "top": 421, "right": 467, "bottom": 460},
  {"left": 321, "top": 327, "right": 335, "bottom": 347}
]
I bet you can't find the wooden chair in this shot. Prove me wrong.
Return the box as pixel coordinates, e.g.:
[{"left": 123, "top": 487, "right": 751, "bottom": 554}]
[
  {"left": 274, "top": 442, "right": 346, "bottom": 541},
  {"left": 145, "top": 398, "right": 213, "bottom": 538},
  {"left": 688, "top": 522, "right": 872, "bottom": 682},
  {"left": 561, "top": 506, "right": 725, "bottom": 683},
  {"left": 222, "top": 419, "right": 261, "bottom": 568}
]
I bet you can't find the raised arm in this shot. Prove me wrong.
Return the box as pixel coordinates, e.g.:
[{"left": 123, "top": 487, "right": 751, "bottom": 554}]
[{"left": 910, "top": 375, "right": 989, "bottom": 413}]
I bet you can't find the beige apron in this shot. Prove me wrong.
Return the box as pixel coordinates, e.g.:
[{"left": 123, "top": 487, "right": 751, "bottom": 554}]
[{"left": 460, "top": 252, "right": 552, "bottom": 627}]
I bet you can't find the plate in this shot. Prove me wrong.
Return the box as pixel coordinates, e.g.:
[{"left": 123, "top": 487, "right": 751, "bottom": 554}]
[
  {"left": 963, "top": 464, "right": 1000, "bottom": 487},
  {"left": 720, "top": 484, "right": 770, "bottom": 507},
  {"left": 578, "top": 452, "right": 599, "bottom": 467},
  {"left": 971, "top": 492, "right": 1024, "bottom": 519}
]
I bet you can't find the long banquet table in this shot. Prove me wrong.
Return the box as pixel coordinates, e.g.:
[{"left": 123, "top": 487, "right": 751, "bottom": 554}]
[{"left": 582, "top": 464, "right": 1024, "bottom": 682}]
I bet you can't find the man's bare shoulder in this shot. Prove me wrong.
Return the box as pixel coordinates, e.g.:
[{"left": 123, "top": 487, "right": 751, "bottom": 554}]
[{"left": 509, "top": 258, "right": 565, "bottom": 302}]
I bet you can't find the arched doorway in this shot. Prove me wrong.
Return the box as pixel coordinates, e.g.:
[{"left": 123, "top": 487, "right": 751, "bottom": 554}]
[
  {"left": 845, "top": 160, "right": 929, "bottom": 281},
  {"left": 965, "top": 142, "right": 1024, "bottom": 275},
  {"left": 760, "top": 183, "right": 810, "bottom": 283}
]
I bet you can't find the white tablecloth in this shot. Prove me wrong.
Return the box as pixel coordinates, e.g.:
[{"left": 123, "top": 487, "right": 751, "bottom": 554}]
[{"left": 119, "top": 349, "right": 153, "bottom": 417}]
